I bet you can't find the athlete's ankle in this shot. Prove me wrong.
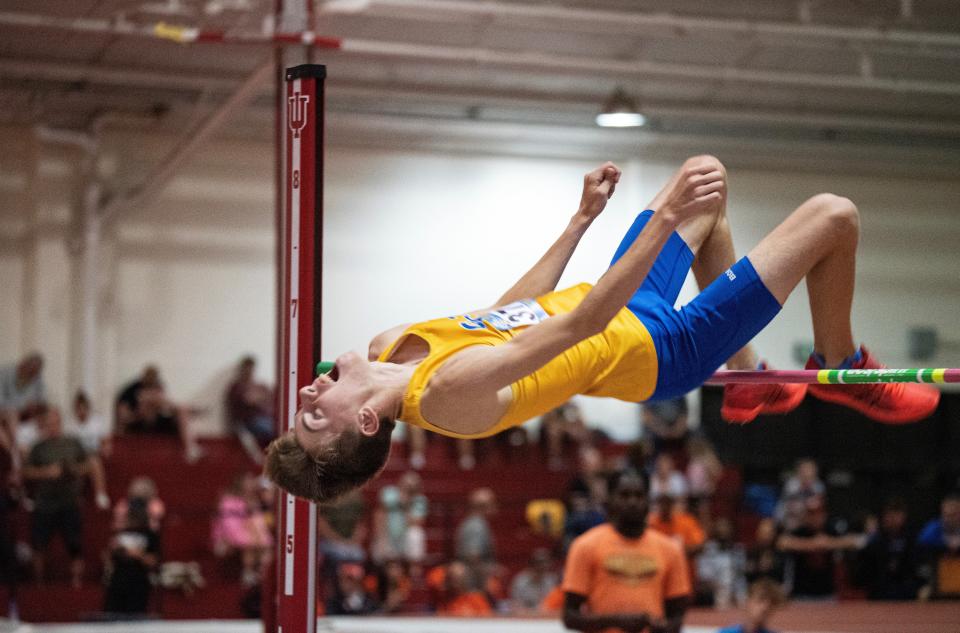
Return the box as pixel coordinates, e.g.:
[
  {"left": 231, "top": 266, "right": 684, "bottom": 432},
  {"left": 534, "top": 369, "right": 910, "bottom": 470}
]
[{"left": 810, "top": 346, "right": 862, "bottom": 369}]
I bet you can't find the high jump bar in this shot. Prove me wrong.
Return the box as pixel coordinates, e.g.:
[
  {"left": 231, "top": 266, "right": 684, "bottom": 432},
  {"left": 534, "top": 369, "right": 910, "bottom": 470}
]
[{"left": 706, "top": 368, "right": 960, "bottom": 385}]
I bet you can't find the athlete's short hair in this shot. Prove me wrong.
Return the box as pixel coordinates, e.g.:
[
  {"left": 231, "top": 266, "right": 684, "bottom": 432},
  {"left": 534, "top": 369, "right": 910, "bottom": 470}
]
[{"left": 264, "top": 418, "right": 395, "bottom": 503}]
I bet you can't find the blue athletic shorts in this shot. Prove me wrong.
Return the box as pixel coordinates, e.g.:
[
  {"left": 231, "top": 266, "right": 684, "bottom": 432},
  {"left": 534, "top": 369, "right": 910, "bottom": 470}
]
[{"left": 610, "top": 210, "right": 782, "bottom": 401}]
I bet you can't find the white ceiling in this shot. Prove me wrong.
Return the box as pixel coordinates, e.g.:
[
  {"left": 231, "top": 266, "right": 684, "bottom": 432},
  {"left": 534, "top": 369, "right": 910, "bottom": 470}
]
[{"left": 1, "top": 0, "right": 959, "bottom": 158}]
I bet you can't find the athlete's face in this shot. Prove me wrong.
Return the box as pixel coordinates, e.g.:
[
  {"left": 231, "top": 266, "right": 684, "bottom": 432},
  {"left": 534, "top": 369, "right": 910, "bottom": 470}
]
[{"left": 293, "top": 351, "right": 377, "bottom": 455}]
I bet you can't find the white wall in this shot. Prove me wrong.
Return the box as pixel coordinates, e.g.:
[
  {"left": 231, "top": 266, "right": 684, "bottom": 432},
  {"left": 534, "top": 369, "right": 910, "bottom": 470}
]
[{"left": 1, "top": 125, "right": 958, "bottom": 440}]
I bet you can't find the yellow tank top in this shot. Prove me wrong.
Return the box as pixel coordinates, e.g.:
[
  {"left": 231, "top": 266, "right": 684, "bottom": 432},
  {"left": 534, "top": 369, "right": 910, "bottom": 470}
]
[{"left": 378, "top": 283, "right": 658, "bottom": 439}]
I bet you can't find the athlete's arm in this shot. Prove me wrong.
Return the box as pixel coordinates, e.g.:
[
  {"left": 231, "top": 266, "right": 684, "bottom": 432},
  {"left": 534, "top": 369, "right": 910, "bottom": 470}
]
[
  {"left": 494, "top": 163, "right": 621, "bottom": 306},
  {"left": 562, "top": 592, "right": 650, "bottom": 633},
  {"left": 432, "top": 163, "right": 723, "bottom": 397}
]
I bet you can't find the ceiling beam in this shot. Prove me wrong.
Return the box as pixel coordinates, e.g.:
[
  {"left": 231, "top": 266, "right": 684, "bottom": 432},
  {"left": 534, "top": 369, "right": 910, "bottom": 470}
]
[
  {"left": 98, "top": 58, "right": 274, "bottom": 225},
  {"left": 328, "top": 0, "right": 960, "bottom": 53}
]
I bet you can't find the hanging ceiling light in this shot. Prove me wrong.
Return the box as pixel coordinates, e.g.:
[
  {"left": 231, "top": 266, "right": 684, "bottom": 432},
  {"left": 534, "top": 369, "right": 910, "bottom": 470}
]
[{"left": 596, "top": 88, "right": 646, "bottom": 128}]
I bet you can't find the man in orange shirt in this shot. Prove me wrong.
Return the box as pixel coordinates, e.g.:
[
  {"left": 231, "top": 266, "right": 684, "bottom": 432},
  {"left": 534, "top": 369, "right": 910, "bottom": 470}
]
[
  {"left": 648, "top": 495, "right": 707, "bottom": 558},
  {"left": 563, "top": 471, "right": 691, "bottom": 633}
]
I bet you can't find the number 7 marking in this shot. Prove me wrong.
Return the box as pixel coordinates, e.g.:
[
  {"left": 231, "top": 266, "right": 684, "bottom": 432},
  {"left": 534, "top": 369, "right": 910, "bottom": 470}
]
[{"left": 291, "top": 299, "right": 298, "bottom": 317}]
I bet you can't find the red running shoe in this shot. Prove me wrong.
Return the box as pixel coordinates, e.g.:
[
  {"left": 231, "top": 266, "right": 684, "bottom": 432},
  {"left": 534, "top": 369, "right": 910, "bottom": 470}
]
[
  {"left": 721, "top": 363, "right": 808, "bottom": 424},
  {"left": 806, "top": 345, "right": 940, "bottom": 424}
]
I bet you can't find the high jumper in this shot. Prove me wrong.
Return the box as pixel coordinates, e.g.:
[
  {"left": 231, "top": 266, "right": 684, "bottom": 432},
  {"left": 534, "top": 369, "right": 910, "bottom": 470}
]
[{"left": 266, "top": 155, "right": 940, "bottom": 502}]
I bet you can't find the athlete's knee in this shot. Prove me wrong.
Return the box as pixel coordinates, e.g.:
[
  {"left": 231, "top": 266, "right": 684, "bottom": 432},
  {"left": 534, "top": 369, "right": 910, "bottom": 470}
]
[
  {"left": 683, "top": 154, "right": 727, "bottom": 180},
  {"left": 683, "top": 155, "right": 727, "bottom": 212},
  {"left": 807, "top": 193, "right": 859, "bottom": 238}
]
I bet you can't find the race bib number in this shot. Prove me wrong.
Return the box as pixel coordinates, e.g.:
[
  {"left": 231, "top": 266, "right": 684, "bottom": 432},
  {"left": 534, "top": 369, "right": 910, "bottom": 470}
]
[{"left": 481, "top": 299, "right": 550, "bottom": 331}]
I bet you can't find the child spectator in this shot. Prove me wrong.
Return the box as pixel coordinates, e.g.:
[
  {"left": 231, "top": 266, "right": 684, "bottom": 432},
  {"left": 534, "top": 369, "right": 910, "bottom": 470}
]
[
  {"left": 717, "top": 578, "right": 786, "bottom": 633},
  {"left": 113, "top": 477, "right": 166, "bottom": 533},
  {"left": 211, "top": 472, "right": 273, "bottom": 587},
  {"left": 104, "top": 493, "right": 161, "bottom": 615}
]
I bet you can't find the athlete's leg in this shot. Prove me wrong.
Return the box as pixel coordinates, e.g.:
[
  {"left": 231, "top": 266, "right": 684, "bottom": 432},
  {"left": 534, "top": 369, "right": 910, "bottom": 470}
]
[
  {"left": 647, "top": 156, "right": 757, "bottom": 370},
  {"left": 746, "top": 193, "right": 858, "bottom": 366},
  {"left": 744, "top": 193, "right": 938, "bottom": 423}
]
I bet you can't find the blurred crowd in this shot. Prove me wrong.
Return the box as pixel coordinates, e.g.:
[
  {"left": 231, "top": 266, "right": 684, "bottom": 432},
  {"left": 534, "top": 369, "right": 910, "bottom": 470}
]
[{"left": 1, "top": 350, "right": 958, "bottom": 626}]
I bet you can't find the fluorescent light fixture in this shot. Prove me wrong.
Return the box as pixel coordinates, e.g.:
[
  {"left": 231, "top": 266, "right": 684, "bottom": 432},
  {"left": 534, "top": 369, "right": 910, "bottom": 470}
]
[{"left": 596, "top": 88, "right": 646, "bottom": 128}]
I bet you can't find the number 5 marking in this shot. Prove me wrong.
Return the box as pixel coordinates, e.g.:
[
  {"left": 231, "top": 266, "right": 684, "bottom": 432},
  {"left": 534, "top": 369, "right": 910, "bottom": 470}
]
[{"left": 287, "top": 534, "right": 294, "bottom": 553}]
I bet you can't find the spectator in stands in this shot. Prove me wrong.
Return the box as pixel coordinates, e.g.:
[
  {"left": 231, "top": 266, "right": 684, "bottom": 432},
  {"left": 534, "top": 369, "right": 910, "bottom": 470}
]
[
  {"left": 717, "top": 578, "right": 787, "bottom": 633},
  {"left": 540, "top": 401, "right": 591, "bottom": 470},
  {"left": 745, "top": 519, "right": 786, "bottom": 586},
  {"left": 211, "top": 472, "right": 273, "bottom": 587},
  {"left": 857, "top": 498, "right": 919, "bottom": 600},
  {"left": 568, "top": 445, "right": 610, "bottom": 509},
  {"left": 697, "top": 517, "right": 747, "bottom": 608},
  {"left": 435, "top": 560, "right": 493, "bottom": 616},
  {"left": 563, "top": 446, "right": 609, "bottom": 551},
  {"left": 1, "top": 353, "right": 47, "bottom": 460},
  {"left": 510, "top": 548, "right": 559, "bottom": 615},
  {"left": 917, "top": 491, "right": 960, "bottom": 556},
  {"left": 65, "top": 390, "right": 112, "bottom": 458},
  {"left": 563, "top": 471, "right": 690, "bottom": 633},
  {"left": 648, "top": 494, "right": 707, "bottom": 558},
  {"left": 650, "top": 453, "right": 690, "bottom": 502},
  {"left": 372, "top": 471, "right": 428, "bottom": 565},
  {"left": 777, "top": 458, "right": 825, "bottom": 532},
  {"left": 0, "top": 432, "right": 16, "bottom": 602},
  {"left": 686, "top": 436, "right": 722, "bottom": 518},
  {"left": 104, "top": 491, "right": 161, "bottom": 616},
  {"left": 641, "top": 396, "right": 689, "bottom": 463},
  {"left": 455, "top": 487, "right": 497, "bottom": 590},
  {"left": 376, "top": 559, "right": 412, "bottom": 613},
  {"left": 0, "top": 352, "right": 46, "bottom": 423},
  {"left": 116, "top": 365, "right": 201, "bottom": 461},
  {"left": 318, "top": 488, "right": 367, "bottom": 597},
  {"left": 113, "top": 477, "right": 166, "bottom": 534},
  {"left": 64, "top": 390, "right": 111, "bottom": 510},
  {"left": 325, "top": 562, "right": 379, "bottom": 615},
  {"left": 23, "top": 407, "right": 107, "bottom": 587},
  {"left": 777, "top": 496, "right": 861, "bottom": 599},
  {"left": 916, "top": 491, "right": 960, "bottom": 598},
  {"left": 225, "top": 356, "right": 276, "bottom": 453}
]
